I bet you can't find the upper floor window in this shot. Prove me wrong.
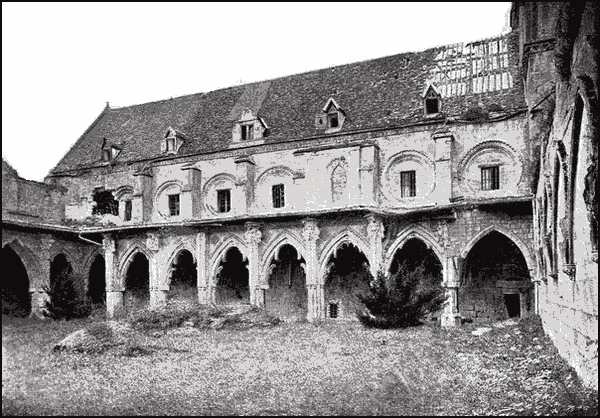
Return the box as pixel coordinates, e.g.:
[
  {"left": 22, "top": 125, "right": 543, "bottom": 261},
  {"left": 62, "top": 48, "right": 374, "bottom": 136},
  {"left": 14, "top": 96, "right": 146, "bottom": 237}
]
[
  {"left": 217, "top": 189, "right": 231, "bottom": 213},
  {"left": 162, "top": 127, "right": 185, "bottom": 154},
  {"left": 423, "top": 84, "right": 442, "bottom": 116},
  {"left": 102, "top": 149, "right": 111, "bottom": 162},
  {"left": 481, "top": 166, "right": 500, "bottom": 190},
  {"left": 124, "top": 199, "right": 132, "bottom": 221},
  {"left": 272, "top": 184, "right": 285, "bottom": 208},
  {"left": 166, "top": 137, "right": 176, "bottom": 152},
  {"left": 168, "top": 193, "right": 180, "bottom": 216},
  {"left": 241, "top": 123, "right": 254, "bottom": 141},
  {"left": 316, "top": 98, "right": 345, "bottom": 132},
  {"left": 400, "top": 170, "right": 416, "bottom": 197}
]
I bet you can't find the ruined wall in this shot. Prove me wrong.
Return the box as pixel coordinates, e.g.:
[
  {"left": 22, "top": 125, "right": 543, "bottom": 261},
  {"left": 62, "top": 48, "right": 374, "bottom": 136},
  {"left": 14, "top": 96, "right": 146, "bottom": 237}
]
[
  {"left": 516, "top": 0, "right": 599, "bottom": 389},
  {"left": 2, "top": 160, "right": 66, "bottom": 223}
]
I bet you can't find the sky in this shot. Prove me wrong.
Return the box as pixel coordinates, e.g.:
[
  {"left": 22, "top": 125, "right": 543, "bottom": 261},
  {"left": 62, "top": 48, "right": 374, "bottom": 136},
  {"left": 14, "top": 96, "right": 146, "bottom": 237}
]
[{"left": 2, "top": 2, "right": 512, "bottom": 181}]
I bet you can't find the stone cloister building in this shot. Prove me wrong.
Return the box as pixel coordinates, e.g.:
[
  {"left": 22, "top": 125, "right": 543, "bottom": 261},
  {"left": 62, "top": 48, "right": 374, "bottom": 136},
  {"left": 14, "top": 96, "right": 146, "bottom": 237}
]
[{"left": 1, "top": 1, "right": 597, "bottom": 388}]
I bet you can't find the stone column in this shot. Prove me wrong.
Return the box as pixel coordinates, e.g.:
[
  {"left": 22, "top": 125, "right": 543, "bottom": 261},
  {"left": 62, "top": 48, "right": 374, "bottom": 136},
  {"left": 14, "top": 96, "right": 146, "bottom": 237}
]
[
  {"left": 431, "top": 128, "right": 455, "bottom": 203},
  {"left": 302, "top": 218, "right": 322, "bottom": 322},
  {"left": 30, "top": 289, "right": 49, "bottom": 319},
  {"left": 30, "top": 236, "right": 53, "bottom": 318},
  {"left": 103, "top": 234, "right": 123, "bottom": 318},
  {"left": 147, "top": 232, "right": 166, "bottom": 309},
  {"left": 195, "top": 231, "right": 210, "bottom": 304},
  {"left": 441, "top": 256, "right": 461, "bottom": 327},
  {"left": 365, "top": 214, "right": 385, "bottom": 280},
  {"left": 244, "top": 222, "right": 263, "bottom": 306}
]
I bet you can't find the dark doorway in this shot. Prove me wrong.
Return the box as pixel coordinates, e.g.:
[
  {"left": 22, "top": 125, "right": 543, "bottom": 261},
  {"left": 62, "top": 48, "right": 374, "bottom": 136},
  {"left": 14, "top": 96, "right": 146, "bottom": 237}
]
[
  {"left": 169, "top": 250, "right": 197, "bottom": 303},
  {"left": 216, "top": 247, "right": 249, "bottom": 305},
  {"left": 504, "top": 293, "right": 521, "bottom": 318},
  {"left": 324, "top": 243, "right": 370, "bottom": 320},
  {"left": 1, "top": 245, "right": 31, "bottom": 317},
  {"left": 265, "top": 244, "right": 307, "bottom": 321},
  {"left": 88, "top": 254, "right": 106, "bottom": 305},
  {"left": 125, "top": 253, "right": 149, "bottom": 311}
]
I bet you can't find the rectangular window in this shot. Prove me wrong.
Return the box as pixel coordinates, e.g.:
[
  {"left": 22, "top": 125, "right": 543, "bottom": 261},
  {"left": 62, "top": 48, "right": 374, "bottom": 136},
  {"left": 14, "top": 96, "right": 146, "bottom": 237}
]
[
  {"left": 217, "top": 189, "right": 231, "bottom": 213},
  {"left": 124, "top": 200, "right": 132, "bottom": 221},
  {"left": 400, "top": 170, "right": 416, "bottom": 197},
  {"left": 241, "top": 124, "right": 254, "bottom": 141},
  {"left": 166, "top": 138, "right": 175, "bottom": 152},
  {"left": 328, "top": 112, "right": 339, "bottom": 128},
  {"left": 168, "top": 194, "right": 180, "bottom": 216},
  {"left": 272, "top": 184, "right": 285, "bottom": 208},
  {"left": 481, "top": 166, "right": 500, "bottom": 190},
  {"left": 425, "top": 98, "right": 440, "bottom": 114},
  {"left": 102, "top": 149, "right": 111, "bottom": 162}
]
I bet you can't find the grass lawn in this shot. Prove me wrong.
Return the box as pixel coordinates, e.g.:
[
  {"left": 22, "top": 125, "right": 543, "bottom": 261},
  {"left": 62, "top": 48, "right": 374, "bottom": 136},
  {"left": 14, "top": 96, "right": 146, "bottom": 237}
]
[{"left": 2, "top": 313, "right": 597, "bottom": 415}]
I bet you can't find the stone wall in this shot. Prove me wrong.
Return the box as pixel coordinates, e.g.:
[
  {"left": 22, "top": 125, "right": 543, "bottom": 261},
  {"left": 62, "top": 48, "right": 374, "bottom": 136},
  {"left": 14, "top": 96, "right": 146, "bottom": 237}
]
[{"left": 515, "top": 0, "right": 598, "bottom": 389}]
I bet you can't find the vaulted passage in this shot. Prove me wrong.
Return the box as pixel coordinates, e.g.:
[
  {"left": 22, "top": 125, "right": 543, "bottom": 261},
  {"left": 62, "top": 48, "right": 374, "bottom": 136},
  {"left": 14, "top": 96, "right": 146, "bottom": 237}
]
[
  {"left": 87, "top": 254, "right": 105, "bottom": 305},
  {"left": 265, "top": 244, "right": 307, "bottom": 321},
  {"left": 324, "top": 243, "right": 370, "bottom": 320},
  {"left": 216, "top": 247, "right": 249, "bottom": 305},
  {"left": 1, "top": 245, "right": 31, "bottom": 317},
  {"left": 389, "top": 238, "right": 444, "bottom": 323},
  {"left": 125, "top": 253, "right": 149, "bottom": 311},
  {"left": 169, "top": 250, "right": 197, "bottom": 303},
  {"left": 460, "top": 231, "right": 532, "bottom": 322}
]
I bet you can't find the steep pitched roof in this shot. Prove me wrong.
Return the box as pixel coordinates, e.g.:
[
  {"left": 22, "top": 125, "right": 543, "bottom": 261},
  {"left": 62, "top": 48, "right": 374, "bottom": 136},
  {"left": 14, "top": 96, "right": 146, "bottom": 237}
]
[{"left": 50, "top": 32, "right": 525, "bottom": 174}]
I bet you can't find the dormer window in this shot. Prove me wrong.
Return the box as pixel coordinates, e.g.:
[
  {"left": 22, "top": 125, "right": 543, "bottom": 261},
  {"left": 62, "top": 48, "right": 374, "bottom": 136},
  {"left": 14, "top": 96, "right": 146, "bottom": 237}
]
[
  {"left": 316, "top": 98, "right": 345, "bottom": 132},
  {"left": 241, "top": 123, "right": 254, "bottom": 141},
  {"left": 100, "top": 138, "right": 121, "bottom": 163},
  {"left": 102, "top": 149, "right": 111, "bottom": 162},
  {"left": 232, "top": 110, "right": 267, "bottom": 144},
  {"left": 162, "top": 127, "right": 185, "bottom": 154},
  {"left": 327, "top": 112, "right": 339, "bottom": 129},
  {"left": 423, "top": 84, "right": 442, "bottom": 116}
]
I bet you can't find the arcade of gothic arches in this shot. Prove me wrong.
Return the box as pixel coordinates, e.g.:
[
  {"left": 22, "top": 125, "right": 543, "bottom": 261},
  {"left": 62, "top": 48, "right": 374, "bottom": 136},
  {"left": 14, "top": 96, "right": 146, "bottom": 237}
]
[{"left": 1, "top": 217, "right": 535, "bottom": 324}]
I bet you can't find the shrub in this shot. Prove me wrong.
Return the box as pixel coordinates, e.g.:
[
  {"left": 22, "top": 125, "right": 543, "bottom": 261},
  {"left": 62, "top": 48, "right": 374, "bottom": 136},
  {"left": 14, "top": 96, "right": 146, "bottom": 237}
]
[
  {"left": 43, "top": 270, "right": 91, "bottom": 320},
  {"left": 356, "top": 262, "right": 447, "bottom": 328}
]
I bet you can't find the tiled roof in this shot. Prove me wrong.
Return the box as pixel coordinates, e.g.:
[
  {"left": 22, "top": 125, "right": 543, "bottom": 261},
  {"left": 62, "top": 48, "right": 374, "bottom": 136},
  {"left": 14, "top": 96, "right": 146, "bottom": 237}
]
[{"left": 50, "top": 32, "right": 525, "bottom": 174}]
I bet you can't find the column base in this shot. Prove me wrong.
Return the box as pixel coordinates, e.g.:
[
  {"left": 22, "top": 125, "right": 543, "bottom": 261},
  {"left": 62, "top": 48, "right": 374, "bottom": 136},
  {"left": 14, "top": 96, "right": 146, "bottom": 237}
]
[
  {"left": 441, "top": 313, "right": 461, "bottom": 327},
  {"left": 106, "top": 290, "right": 124, "bottom": 319},
  {"left": 150, "top": 289, "right": 168, "bottom": 309},
  {"left": 29, "top": 290, "right": 49, "bottom": 319}
]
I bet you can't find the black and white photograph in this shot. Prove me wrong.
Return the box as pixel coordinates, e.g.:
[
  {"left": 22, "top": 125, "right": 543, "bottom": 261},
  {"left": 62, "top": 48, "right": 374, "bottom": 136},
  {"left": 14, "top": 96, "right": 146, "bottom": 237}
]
[{"left": 2, "top": 1, "right": 598, "bottom": 415}]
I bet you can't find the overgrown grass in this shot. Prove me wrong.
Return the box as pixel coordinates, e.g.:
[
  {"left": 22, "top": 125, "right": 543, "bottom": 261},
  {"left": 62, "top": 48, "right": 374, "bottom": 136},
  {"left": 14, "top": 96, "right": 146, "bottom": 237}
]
[{"left": 2, "top": 314, "right": 597, "bottom": 415}]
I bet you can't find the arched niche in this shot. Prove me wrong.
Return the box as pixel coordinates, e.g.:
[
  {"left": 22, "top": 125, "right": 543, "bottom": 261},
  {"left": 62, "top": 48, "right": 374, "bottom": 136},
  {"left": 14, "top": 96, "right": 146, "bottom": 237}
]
[{"left": 382, "top": 150, "right": 435, "bottom": 204}]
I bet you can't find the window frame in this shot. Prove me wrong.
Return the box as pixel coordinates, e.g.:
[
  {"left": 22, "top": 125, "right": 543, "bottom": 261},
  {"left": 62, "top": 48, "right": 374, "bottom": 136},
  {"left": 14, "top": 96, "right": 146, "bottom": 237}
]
[
  {"left": 272, "top": 183, "right": 285, "bottom": 209},
  {"left": 400, "top": 170, "right": 417, "bottom": 198},
  {"left": 217, "top": 188, "right": 231, "bottom": 213},
  {"left": 327, "top": 112, "right": 339, "bottom": 129},
  {"left": 168, "top": 193, "right": 181, "bottom": 216},
  {"left": 101, "top": 149, "right": 111, "bottom": 162},
  {"left": 240, "top": 123, "right": 255, "bottom": 141},
  {"left": 166, "top": 137, "right": 176, "bottom": 153},
  {"left": 480, "top": 165, "right": 501, "bottom": 191},
  {"left": 124, "top": 199, "right": 132, "bottom": 221}
]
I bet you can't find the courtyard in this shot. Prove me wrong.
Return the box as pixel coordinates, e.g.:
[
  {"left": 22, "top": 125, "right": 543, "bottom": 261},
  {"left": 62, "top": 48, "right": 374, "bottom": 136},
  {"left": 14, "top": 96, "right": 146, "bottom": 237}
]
[{"left": 2, "top": 313, "right": 597, "bottom": 416}]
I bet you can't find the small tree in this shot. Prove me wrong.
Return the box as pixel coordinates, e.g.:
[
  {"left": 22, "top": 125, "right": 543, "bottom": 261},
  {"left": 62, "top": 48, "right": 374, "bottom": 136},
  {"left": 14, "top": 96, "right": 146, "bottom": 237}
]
[
  {"left": 356, "top": 262, "right": 447, "bottom": 328},
  {"left": 43, "top": 269, "right": 91, "bottom": 320}
]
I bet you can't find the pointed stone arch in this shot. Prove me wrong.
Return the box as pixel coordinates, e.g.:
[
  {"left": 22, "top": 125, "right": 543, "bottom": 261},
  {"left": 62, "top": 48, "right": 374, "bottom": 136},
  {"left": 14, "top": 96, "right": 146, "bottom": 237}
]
[
  {"left": 209, "top": 235, "right": 248, "bottom": 286},
  {"left": 460, "top": 225, "right": 535, "bottom": 275},
  {"left": 318, "top": 229, "right": 371, "bottom": 283},
  {"left": 2, "top": 238, "right": 42, "bottom": 290},
  {"left": 163, "top": 239, "right": 197, "bottom": 288},
  {"left": 118, "top": 241, "right": 152, "bottom": 290},
  {"left": 384, "top": 225, "right": 445, "bottom": 274},
  {"left": 259, "top": 232, "right": 306, "bottom": 285}
]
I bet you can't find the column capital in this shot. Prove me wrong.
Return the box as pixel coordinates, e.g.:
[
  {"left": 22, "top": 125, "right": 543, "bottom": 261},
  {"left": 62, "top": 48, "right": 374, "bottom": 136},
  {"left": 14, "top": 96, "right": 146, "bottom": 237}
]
[
  {"left": 302, "top": 218, "right": 320, "bottom": 243},
  {"left": 102, "top": 234, "right": 116, "bottom": 253},
  {"left": 146, "top": 232, "right": 160, "bottom": 252},
  {"left": 365, "top": 213, "right": 384, "bottom": 240},
  {"left": 244, "top": 222, "right": 263, "bottom": 245}
]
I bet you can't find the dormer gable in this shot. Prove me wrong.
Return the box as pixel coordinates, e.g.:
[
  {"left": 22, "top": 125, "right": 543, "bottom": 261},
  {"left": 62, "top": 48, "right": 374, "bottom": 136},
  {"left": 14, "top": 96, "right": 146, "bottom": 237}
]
[
  {"left": 422, "top": 83, "right": 442, "bottom": 116},
  {"left": 161, "top": 126, "right": 186, "bottom": 154},
  {"left": 315, "top": 98, "right": 345, "bottom": 133},
  {"left": 101, "top": 137, "right": 122, "bottom": 162},
  {"left": 232, "top": 109, "right": 268, "bottom": 143}
]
